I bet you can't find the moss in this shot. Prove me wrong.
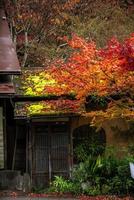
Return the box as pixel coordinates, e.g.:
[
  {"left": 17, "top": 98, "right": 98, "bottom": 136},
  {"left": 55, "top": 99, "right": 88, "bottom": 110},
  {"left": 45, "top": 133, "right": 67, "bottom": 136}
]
[
  {"left": 14, "top": 69, "right": 73, "bottom": 97},
  {"left": 15, "top": 100, "right": 85, "bottom": 117}
]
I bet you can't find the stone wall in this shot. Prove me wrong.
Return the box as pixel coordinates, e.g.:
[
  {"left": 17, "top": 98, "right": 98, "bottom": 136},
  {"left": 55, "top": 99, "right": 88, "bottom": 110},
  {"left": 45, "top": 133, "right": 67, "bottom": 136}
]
[
  {"left": 0, "top": 170, "right": 31, "bottom": 192},
  {"left": 0, "top": 170, "right": 20, "bottom": 190}
]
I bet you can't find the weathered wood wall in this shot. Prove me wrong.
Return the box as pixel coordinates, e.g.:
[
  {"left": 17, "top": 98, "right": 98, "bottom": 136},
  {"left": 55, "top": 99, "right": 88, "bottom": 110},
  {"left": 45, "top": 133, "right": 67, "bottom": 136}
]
[{"left": 0, "top": 107, "right": 4, "bottom": 168}]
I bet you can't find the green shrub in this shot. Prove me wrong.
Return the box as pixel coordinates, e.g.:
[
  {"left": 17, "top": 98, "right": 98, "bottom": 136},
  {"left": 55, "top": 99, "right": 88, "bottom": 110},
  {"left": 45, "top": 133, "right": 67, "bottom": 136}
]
[
  {"left": 50, "top": 145, "right": 134, "bottom": 196},
  {"left": 71, "top": 147, "right": 134, "bottom": 196},
  {"left": 50, "top": 175, "right": 81, "bottom": 194}
]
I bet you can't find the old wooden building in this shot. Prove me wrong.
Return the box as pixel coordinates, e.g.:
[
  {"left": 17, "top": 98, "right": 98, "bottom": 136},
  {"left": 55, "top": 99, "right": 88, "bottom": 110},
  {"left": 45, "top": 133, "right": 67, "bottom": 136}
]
[
  {"left": 0, "top": 3, "right": 134, "bottom": 190},
  {"left": 3, "top": 67, "right": 133, "bottom": 188},
  {"left": 0, "top": 7, "right": 21, "bottom": 169}
]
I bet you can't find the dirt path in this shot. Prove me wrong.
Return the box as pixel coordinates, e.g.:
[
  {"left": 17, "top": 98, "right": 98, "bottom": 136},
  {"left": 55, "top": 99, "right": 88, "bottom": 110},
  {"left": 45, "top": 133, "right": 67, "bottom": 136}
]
[{"left": 0, "top": 198, "right": 77, "bottom": 200}]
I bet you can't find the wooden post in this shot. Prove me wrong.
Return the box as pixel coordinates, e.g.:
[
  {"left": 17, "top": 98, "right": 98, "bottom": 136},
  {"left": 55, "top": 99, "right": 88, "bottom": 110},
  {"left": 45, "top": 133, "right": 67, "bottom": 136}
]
[
  {"left": 3, "top": 101, "right": 7, "bottom": 169},
  {"left": 29, "top": 122, "right": 33, "bottom": 184},
  {"left": 12, "top": 126, "right": 18, "bottom": 170},
  {"left": 48, "top": 125, "right": 52, "bottom": 184},
  {"left": 0, "top": 106, "right": 4, "bottom": 169},
  {"left": 48, "top": 152, "right": 52, "bottom": 184},
  {"left": 26, "top": 121, "right": 29, "bottom": 173},
  {"left": 69, "top": 119, "right": 73, "bottom": 178}
]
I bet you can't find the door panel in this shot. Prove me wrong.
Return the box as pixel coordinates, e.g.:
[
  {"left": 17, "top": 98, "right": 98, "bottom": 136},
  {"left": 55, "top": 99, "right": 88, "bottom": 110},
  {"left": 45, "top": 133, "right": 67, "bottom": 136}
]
[
  {"left": 51, "top": 134, "right": 69, "bottom": 172},
  {"left": 35, "top": 126, "right": 49, "bottom": 173},
  {"left": 32, "top": 122, "right": 70, "bottom": 187}
]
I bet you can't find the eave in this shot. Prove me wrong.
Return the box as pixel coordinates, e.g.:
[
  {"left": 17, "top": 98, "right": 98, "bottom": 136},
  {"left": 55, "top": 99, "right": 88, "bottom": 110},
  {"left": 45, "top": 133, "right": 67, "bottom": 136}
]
[{"left": 0, "top": 9, "right": 21, "bottom": 75}]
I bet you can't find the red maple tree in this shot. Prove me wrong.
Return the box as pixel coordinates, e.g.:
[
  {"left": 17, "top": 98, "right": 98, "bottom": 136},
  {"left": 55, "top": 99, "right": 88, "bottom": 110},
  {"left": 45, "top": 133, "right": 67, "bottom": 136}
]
[{"left": 44, "top": 34, "right": 134, "bottom": 124}]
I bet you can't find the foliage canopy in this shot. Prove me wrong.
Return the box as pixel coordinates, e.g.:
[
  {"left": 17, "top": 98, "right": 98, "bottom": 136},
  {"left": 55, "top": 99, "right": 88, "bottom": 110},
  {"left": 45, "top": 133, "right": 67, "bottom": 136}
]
[{"left": 6, "top": 0, "right": 134, "bottom": 124}]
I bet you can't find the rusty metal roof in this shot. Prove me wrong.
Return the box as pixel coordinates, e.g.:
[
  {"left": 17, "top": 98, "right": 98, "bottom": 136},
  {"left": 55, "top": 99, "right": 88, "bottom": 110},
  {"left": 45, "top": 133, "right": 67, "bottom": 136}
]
[
  {"left": 0, "top": 75, "right": 15, "bottom": 95},
  {"left": 0, "top": 9, "right": 21, "bottom": 75}
]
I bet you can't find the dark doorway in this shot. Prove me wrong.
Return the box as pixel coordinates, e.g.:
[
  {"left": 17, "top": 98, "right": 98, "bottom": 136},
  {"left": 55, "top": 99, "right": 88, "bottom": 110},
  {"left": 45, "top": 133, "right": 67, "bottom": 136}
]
[
  {"left": 7, "top": 120, "right": 27, "bottom": 173},
  {"left": 6, "top": 99, "right": 27, "bottom": 173},
  {"left": 73, "top": 124, "right": 106, "bottom": 164},
  {"left": 13, "top": 123, "right": 27, "bottom": 172},
  {"left": 31, "top": 121, "right": 71, "bottom": 187}
]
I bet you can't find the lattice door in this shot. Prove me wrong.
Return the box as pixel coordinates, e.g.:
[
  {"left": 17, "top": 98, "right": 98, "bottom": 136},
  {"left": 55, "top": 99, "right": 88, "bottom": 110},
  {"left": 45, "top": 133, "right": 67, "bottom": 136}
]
[{"left": 32, "top": 122, "right": 70, "bottom": 187}]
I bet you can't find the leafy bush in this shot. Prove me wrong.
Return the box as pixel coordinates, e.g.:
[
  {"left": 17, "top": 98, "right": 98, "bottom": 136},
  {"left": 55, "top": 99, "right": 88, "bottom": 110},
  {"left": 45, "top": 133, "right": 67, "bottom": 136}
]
[
  {"left": 50, "top": 145, "right": 134, "bottom": 196},
  {"left": 49, "top": 176, "right": 81, "bottom": 194},
  {"left": 71, "top": 146, "right": 134, "bottom": 196}
]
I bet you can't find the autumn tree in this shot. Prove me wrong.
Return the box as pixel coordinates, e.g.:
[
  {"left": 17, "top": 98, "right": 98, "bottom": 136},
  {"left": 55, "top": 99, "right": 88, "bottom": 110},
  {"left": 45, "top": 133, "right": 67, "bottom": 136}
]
[
  {"left": 5, "top": 0, "right": 134, "bottom": 125},
  {"left": 43, "top": 34, "right": 134, "bottom": 125},
  {"left": 5, "top": 0, "right": 134, "bottom": 68},
  {"left": 5, "top": 0, "right": 81, "bottom": 67}
]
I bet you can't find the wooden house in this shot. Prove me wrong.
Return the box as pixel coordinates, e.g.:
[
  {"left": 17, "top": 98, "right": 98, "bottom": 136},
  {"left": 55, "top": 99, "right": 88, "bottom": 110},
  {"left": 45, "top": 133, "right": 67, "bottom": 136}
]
[
  {"left": 0, "top": 7, "right": 21, "bottom": 169},
  {"left": 6, "top": 67, "right": 133, "bottom": 188},
  {"left": 0, "top": 4, "right": 134, "bottom": 190}
]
